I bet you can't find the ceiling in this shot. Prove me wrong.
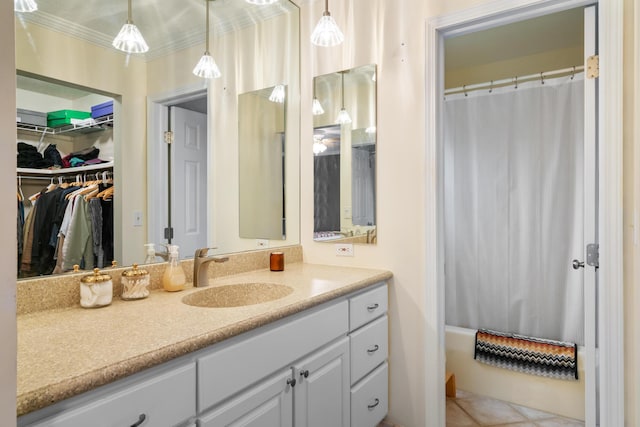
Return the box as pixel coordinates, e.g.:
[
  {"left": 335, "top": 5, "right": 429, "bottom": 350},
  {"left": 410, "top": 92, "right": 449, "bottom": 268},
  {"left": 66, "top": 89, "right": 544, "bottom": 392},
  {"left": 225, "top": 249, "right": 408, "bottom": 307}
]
[{"left": 15, "top": 0, "right": 298, "bottom": 61}]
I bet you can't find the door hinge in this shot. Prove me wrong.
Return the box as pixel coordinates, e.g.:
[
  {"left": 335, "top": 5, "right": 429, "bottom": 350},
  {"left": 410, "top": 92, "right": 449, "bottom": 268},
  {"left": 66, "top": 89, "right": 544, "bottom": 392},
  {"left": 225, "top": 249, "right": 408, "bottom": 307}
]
[
  {"left": 586, "top": 55, "right": 599, "bottom": 79},
  {"left": 164, "top": 131, "right": 174, "bottom": 144},
  {"left": 586, "top": 243, "right": 599, "bottom": 268},
  {"left": 164, "top": 227, "right": 174, "bottom": 240}
]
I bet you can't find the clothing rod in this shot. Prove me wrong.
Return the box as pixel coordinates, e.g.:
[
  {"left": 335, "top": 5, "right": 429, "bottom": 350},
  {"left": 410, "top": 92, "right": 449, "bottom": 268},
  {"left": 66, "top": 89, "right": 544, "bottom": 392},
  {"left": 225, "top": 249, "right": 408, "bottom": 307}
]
[{"left": 444, "top": 65, "right": 585, "bottom": 96}]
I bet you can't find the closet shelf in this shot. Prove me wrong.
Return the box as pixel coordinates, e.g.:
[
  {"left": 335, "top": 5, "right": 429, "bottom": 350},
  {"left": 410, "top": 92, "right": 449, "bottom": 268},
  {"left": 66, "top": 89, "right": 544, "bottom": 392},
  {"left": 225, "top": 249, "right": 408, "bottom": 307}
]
[
  {"left": 17, "top": 114, "right": 113, "bottom": 136},
  {"left": 17, "top": 161, "right": 114, "bottom": 176}
]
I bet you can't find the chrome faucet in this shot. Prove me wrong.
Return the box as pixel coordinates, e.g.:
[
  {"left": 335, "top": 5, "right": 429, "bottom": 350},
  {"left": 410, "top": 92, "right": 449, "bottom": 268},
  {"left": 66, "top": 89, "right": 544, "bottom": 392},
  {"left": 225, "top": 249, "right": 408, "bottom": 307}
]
[{"left": 193, "top": 247, "right": 229, "bottom": 287}]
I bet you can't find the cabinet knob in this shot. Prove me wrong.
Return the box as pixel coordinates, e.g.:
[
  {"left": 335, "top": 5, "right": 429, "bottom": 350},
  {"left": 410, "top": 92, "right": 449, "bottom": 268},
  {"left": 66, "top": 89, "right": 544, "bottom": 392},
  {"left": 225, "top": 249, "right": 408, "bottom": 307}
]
[
  {"left": 300, "top": 369, "right": 310, "bottom": 378},
  {"left": 130, "top": 413, "right": 146, "bottom": 427},
  {"left": 368, "top": 398, "right": 380, "bottom": 410},
  {"left": 367, "top": 344, "right": 380, "bottom": 354},
  {"left": 286, "top": 378, "right": 297, "bottom": 387},
  {"left": 366, "top": 303, "right": 379, "bottom": 311}
]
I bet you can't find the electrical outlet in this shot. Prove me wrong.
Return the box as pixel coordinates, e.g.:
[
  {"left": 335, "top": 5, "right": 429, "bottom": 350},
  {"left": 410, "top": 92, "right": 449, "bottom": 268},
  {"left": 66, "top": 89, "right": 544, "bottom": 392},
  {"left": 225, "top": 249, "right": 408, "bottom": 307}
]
[
  {"left": 256, "top": 239, "right": 269, "bottom": 248},
  {"left": 133, "top": 211, "right": 143, "bottom": 227},
  {"left": 335, "top": 243, "right": 354, "bottom": 257}
]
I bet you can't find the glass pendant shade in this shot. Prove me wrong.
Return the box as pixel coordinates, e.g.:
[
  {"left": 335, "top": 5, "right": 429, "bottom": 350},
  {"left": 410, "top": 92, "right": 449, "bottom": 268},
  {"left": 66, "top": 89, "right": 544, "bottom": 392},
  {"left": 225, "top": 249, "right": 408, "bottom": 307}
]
[
  {"left": 313, "top": 139, "right": 328, "bottom": 155},
  {"left": 193, "top": 53, "right": 222, "bottom": 79},
  {"left": 311, "top": 13, "right": 344, "bottom": 47},
  {"left": 113, "top": 0, "right": 148, "bottom": 53},
  {"left": 335, "top": 108, "right": 352, "bottom": 124},
  {"left": 312, "top": 98, "right": 325, "bottom": 115},
  {"left": 269, "top": 84, "right": 286, "bottom": 103},
  {"left": 14, "top": 0, "right": 37, "bottom": 12},
  {"left": 194, "top": 0, "right": 222, "bottom": 79},
  {"left": 112, "top": 22, "right": 149, "bottom": 53},
  {"left": 246, "top": 0, "right": 278, "bottom": 4}
]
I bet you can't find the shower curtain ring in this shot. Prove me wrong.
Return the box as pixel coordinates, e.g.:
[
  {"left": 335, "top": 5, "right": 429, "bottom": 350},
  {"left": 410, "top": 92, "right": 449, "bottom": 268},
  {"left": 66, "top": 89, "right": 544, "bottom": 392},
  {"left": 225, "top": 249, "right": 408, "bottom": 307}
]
[
  {"left": 571, "top": 66, "right": 576, "bottom": 80},
  {"left": 514, "top": 76, "right": 518, "bottom": 89},
  {"left": 540, "top": 72, "right": 545, "bottom": 85},
  {"left": 463, "top": 85, "right": 468, "bottom": 97},
  {"left": 489, "top": 80, "right": 493, "bottom": 93}
]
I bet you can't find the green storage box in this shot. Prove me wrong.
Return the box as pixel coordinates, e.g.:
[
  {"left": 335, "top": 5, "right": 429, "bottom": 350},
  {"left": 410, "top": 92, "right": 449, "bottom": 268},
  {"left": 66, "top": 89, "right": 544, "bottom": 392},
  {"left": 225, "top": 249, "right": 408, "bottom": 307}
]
[{"left": 47, "top": 110, "right": 91, "bottom": 128}]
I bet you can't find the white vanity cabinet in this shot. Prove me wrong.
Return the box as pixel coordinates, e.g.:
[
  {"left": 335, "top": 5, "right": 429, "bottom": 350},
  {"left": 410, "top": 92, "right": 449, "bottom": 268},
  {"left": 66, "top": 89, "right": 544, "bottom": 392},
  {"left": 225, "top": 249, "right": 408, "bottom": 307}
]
[
  {"left": 18, "top": 282, "right": 389, "bottom": 427},
  {"left": 18, "top": 362, "right": 197, "bottom": 427}
]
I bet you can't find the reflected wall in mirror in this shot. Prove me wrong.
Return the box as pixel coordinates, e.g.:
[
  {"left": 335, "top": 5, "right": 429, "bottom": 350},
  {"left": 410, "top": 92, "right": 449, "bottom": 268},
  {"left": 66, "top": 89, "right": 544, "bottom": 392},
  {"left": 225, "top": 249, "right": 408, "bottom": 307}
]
[
  {"left": 14, "top": 0, "right": 300, "bottom": 279},
  {"left": 313, "top": 64, "right": 377, "bottom": 244},
  {"left": 239, "top": 85, "right": 286, "bottom": 240}
]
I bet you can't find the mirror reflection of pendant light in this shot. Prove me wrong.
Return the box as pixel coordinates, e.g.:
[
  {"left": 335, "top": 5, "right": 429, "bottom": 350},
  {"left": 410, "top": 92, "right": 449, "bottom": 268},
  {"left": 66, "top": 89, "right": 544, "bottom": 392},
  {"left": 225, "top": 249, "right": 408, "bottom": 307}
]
[
  {"left": 335, "top": 72, "right": 352, "bottom": 124},
  {"left": 313, "top": 135, "right": 328, "bottom": 155},
  {"left": 312, "top": 78, "right": 325, "bottom": 115},
  {"left": 112, "top": 0, "right": 149, "bottom": 54},
  {"left": 14, "top": 0, "right": 37, "bottom": 13},
  {"left": 193, "top": 0, "right": 222, "bottom": 79},
  {"left": 269, "top": 84, "right": 286, "bottom": 103},
  {"left": 245, "top": 0, "right": 278, "bottom": 4},
  {"left": 311, "top": 0, "right": 344, "bottom": 47}
]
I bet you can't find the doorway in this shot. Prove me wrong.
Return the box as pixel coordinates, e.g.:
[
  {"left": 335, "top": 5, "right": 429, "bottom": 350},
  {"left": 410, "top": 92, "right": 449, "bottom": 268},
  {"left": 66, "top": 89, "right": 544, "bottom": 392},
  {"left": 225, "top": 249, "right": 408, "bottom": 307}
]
[
  {"left": 147, "top": 88, "right": 209, "bottom": 260},
  {"left": 425, "top": 1, "right": 624, "bottom": 426}
]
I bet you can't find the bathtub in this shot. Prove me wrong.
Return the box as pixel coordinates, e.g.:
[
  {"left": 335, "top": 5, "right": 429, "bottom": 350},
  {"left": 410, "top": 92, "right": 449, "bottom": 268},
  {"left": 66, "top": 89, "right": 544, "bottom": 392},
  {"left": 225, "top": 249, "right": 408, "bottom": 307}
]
[{"left": 445, "top": 325, "right": 585, "bottom": 421}]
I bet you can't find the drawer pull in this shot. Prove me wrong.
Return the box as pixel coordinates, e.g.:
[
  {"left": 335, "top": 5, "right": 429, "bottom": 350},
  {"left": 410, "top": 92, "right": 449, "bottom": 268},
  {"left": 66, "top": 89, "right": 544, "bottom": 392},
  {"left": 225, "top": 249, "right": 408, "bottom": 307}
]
[
  {"left": 300, "top": 369, "right": 310, "bottom": 378},
  {"left": 367, "top": 344, "right": 380, "bottom": 354},
  {"left": 368, "top": 398, "right": 380, "bottom": 410},
  {"left": 287, "top": 378, "right": 297, "bottom": 387},
  {"left": 130, "top": 413, "right": 146, "bottom": 427},
  {"left": 366, "top": 303, "right": 379, "bottom": 311}
]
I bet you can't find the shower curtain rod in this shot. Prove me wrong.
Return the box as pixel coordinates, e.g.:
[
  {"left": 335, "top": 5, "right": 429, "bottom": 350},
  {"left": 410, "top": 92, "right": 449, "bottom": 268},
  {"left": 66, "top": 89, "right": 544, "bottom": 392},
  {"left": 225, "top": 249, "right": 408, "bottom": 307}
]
[{"left": 444, "top": 65, "right": 585, "bottom": 96}]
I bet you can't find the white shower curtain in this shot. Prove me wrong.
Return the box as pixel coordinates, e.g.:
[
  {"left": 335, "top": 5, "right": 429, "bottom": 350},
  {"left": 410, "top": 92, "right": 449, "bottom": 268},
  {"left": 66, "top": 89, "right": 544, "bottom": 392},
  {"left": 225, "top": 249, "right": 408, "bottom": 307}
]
[{"left": 444, "top": 75, "right": 585, "bottom": 345}]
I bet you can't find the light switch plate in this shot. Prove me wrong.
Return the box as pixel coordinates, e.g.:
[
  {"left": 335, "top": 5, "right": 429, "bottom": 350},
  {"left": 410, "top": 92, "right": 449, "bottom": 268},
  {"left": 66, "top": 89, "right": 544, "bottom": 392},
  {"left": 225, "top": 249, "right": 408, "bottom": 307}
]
[
  {"left": 335, "top": 243, "right": 354, "bottom": 257},
  {"left": 133, "top": 211, "right": 143, "bottom": 227}
]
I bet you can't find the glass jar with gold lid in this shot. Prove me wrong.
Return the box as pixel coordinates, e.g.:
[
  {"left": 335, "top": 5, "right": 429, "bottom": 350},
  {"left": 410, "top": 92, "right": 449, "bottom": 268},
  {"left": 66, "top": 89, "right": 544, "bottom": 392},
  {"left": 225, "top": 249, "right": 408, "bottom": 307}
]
[
  {"left": 80, "top": 268, "right": 113, "bottom": 308},
  {"left": 121, "top": 263, "right": 150, "bottom": 300}
]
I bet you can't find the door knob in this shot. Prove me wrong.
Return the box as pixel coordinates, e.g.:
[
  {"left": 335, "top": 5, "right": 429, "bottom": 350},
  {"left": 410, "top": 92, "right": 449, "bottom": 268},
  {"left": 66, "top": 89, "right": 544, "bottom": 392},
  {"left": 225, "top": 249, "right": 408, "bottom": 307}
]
[{"left": 572, "top": 259, "right": 585, "bottom": 270}]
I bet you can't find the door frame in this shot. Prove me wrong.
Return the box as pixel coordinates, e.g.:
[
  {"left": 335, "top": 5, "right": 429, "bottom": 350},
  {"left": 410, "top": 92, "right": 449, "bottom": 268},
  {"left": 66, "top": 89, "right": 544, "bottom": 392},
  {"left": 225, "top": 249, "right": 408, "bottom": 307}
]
[
  {"left": 147, "top": 84, "right": 209, "bottom": 252},
  {"left": 424, "top": 1, "right": 624, "bottom": 426}
]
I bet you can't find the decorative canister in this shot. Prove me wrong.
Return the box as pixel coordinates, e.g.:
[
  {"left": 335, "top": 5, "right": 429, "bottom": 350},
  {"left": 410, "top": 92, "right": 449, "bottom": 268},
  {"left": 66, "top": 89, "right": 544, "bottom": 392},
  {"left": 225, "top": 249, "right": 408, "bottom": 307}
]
[
  {"left": 270, "top": 252, "right": 284, "bottom": 271},
  {"left": 121, "top": 263, "right": 150, "bottom": 300},
  {"left": 80, "top": 268, "right": 113, "bottom": 308}
]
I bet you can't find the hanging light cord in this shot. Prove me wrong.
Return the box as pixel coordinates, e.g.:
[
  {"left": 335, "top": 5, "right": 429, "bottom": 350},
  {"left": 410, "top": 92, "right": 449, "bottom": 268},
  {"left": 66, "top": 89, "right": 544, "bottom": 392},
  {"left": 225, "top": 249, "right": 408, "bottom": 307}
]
[
  {"left": 324, "top": 0, "right": 330, "bottom": 16},
  {"left": 205, "top": 0, "right": 210, "bottom": 53},
  {"left": 341, "top": 72, "right": 345, "bottom": 108},
  {"left": 127, "top": 0, "right": 133, "bottom": 23}
]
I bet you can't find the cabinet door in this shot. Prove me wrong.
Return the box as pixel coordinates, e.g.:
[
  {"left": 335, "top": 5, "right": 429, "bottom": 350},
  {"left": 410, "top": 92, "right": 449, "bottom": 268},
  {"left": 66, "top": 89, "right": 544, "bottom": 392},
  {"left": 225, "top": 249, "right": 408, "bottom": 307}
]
[
  {"left": 198, "top": 369, "right": 293, "bottom": 427},
  {"left": 293, "top": 337, "right": 350, "bottom": 427}
]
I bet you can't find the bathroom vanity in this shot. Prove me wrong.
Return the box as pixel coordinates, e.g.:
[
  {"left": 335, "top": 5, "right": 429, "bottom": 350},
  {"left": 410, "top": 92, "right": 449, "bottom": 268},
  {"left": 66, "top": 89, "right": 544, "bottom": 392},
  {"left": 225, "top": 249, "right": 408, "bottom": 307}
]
[{"left": 16, "top": 263, "right": 391, "bottom": 427}]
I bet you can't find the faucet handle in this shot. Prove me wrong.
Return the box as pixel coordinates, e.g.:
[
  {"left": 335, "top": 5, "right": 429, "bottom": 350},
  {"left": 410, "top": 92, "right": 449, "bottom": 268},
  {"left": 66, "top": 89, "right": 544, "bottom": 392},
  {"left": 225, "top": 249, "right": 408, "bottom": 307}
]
[{"left": 195, "top": 247, "right": 219, "bottom": 258}]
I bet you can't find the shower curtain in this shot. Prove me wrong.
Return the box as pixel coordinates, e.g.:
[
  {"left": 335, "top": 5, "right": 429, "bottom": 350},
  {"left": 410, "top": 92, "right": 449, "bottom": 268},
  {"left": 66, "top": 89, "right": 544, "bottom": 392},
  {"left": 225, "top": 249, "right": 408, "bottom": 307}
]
[{"left": 444, "top": 74, "right": 585, "bottom": 345}]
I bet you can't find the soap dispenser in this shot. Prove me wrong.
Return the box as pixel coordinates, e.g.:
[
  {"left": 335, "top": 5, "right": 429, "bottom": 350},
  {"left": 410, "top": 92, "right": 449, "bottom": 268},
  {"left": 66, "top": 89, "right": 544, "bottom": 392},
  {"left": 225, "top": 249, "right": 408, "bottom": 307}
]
[
  {"left": 144, "top": 243, "right": 156, "bottom": 264},
  {"left": 162, "top": 245, "right": 186, "bottom": 292}
]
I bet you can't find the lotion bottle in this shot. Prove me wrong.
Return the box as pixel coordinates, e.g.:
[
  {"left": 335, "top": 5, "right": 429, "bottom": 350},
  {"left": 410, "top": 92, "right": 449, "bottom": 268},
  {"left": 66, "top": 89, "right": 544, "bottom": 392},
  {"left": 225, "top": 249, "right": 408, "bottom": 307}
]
[{"left": 163, "top": 245, "right": 186, "bottom": 292}]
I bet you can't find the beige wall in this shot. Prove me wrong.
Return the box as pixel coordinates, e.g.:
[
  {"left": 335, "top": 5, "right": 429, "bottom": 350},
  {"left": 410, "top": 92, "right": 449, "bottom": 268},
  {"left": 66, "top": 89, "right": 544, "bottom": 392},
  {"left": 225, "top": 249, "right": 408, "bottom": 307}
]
[{"left": 298, "top": 1, "right": 638, "bottom": 427}]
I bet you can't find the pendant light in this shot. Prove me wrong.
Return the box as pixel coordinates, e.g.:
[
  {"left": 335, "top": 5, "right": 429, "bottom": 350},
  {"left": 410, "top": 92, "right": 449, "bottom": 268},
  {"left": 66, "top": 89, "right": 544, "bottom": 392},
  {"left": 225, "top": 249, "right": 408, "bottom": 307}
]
[
  {"left": 245, "top": 0, "right": 279, "bottom": 4},
  {"left": 335, "top": 72, "right": 351, "bottom": 124},
  {"left": 312, "top": 78, "right": 325, "bottom": 116},
  {"left": 193, "top": 0, "right": 222, "bottom": 79},
  {"left": 112, "top": 0, "right": 149, "bottom": 54},
  {"left": 269, "top": 84, "right": 286, "bottom": 103},
  {"left": 311, "top": 0, "right": 344, "bottom": 47},
  {"left": 14, "top": 0, "right": 37, "bottom": 13}
]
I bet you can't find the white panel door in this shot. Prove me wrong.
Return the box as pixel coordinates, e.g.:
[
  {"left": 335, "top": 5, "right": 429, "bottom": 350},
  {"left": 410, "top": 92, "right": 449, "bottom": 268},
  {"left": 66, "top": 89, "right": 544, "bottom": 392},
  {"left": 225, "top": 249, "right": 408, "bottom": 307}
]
[
  {"left": 582, "top": 5, "right": 598, "bottom": 426},
  {"left": 293, "top": 337, "right": 350, "bottom": 427},
  {"left": 171, "top": 106, "right": 207, "bottom": 258},
  {"left": 198, "top": 369, "right": 293, "bottom": 427}
]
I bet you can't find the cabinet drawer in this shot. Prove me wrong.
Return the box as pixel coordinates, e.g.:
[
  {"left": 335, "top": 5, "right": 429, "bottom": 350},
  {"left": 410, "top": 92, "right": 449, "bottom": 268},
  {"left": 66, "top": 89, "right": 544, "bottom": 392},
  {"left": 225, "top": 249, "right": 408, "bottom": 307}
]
[
  {"left": 350, "top": 315, "right": 388, "bottom": 384},
  {"left": 351, "top": 362, "right": 388, "bottom": 427},
  {"left": 23, "top": 363, "right": 196, "bottom": 427},
  {"left": 198, "top": 300, "right": 348, "bottom": 412},
  {"left": 349, "top": 284, "right": 387, "bottom": 331}
]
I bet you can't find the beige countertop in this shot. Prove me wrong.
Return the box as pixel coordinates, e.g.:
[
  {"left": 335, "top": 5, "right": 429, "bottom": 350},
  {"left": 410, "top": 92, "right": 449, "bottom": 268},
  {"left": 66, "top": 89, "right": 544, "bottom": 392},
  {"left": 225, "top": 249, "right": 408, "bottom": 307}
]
[{"left": 17, "top": 262, "right": 392, "bottom": 417}]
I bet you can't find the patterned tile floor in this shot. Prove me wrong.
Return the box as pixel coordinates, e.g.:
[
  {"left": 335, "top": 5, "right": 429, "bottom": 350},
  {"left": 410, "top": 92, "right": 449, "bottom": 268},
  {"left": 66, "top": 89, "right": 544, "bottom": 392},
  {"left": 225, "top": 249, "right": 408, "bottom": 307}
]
[{"left": 447, "top": 390, "right": 585, "bottom": 427}]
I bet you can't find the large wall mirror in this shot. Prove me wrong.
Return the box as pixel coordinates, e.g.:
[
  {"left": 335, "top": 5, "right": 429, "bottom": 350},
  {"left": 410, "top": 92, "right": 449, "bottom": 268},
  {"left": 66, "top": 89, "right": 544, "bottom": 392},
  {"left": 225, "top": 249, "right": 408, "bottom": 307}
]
[
  {"left": 313, "top": 64, "right": 376, "bottom": 244},
  {"left": 15, "top": 0, "right": 300, "bottom": 279}
]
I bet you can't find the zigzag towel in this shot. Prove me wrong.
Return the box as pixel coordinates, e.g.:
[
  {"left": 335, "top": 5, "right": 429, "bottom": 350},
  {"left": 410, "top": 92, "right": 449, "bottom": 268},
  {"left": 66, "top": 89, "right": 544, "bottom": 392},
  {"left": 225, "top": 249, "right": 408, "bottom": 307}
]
[{"left": 474, "top": 329, "right": 578, "bottom": 380}]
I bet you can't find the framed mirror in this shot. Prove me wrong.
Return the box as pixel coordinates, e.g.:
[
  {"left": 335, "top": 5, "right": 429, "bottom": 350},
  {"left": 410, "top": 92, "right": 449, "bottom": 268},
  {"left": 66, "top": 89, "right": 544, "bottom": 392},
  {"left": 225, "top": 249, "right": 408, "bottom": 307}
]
[
  {"left": 312, "top": 64, "right": 377, "bottom": 244},
  {"left": 15, "top": 0, "right": 300, "bottom": 278}
]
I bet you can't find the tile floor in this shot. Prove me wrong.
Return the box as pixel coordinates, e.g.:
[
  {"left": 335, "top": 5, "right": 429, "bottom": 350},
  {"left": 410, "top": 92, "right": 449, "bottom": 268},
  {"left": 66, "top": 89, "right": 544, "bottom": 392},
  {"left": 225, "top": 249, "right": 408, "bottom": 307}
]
[{"left": 447, "top": 390, "right": 585, "bottom": 426}]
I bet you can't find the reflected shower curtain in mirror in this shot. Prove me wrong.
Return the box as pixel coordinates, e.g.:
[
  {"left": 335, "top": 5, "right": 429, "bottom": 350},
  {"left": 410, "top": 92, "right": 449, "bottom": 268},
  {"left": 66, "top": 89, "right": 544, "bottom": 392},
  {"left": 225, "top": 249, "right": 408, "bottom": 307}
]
[{"left": 444, "top": 75, "right": 584, "bottom": 345}]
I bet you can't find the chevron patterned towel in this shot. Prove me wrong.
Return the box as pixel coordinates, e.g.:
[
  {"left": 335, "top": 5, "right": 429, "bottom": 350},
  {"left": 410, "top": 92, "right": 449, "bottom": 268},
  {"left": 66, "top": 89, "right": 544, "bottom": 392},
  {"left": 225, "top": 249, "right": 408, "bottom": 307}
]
[{"left": 474, "top": 329, "right": 578, "bottom": 380}]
